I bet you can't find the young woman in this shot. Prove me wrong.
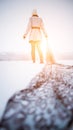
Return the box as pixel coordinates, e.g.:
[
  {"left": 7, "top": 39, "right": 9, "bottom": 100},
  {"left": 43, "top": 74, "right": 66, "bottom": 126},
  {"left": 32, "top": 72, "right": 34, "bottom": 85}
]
[{"left": 23, "top": 9, "right": 48, "bottom": 63}]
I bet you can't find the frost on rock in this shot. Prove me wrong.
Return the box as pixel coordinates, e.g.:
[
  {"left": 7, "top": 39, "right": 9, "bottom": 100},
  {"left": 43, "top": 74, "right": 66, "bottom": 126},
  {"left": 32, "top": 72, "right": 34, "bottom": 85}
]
[{"left": 0, "top": 64, "right": 73, "bottom": 130}]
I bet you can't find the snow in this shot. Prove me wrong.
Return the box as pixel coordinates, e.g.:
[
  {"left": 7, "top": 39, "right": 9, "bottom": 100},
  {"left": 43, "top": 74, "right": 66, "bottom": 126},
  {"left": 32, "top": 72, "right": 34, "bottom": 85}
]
[
  {"left": 0, "top": 61, "right": 44, "bottom": 120},
  {"left": 0, "top": 60, "right": 73, "bottom": 120}
]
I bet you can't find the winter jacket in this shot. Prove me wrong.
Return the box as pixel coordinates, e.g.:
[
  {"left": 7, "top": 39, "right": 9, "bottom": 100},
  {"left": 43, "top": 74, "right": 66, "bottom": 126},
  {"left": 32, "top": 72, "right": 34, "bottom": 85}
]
[{"left": 24, "top": 15, "right": 48, "bottom": 42}]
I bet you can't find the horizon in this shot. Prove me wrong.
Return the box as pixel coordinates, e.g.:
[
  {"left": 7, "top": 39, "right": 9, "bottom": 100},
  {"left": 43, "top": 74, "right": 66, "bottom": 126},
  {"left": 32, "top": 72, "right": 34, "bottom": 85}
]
[{"left": 0, "top": 51, "right": 73, "bottom": 61}]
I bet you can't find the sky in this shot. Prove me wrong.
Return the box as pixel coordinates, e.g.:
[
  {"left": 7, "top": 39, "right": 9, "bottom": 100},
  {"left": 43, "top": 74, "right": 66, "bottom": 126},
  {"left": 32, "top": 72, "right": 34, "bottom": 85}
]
[{"left": 0, "top": 0, "right": 73, "bottom": 55}]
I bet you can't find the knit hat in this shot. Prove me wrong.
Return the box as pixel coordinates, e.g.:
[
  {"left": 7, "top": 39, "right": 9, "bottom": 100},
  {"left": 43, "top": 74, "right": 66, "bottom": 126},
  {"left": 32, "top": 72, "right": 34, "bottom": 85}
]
[{"left": 32, "top": 9, "right": 38, "bottom": 15}]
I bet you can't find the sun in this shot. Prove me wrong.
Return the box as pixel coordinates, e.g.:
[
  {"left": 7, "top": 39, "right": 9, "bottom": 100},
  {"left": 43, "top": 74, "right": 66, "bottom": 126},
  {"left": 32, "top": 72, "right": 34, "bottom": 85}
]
[{"left": 41, "top": 38, "right": 54, "bottom": 58}]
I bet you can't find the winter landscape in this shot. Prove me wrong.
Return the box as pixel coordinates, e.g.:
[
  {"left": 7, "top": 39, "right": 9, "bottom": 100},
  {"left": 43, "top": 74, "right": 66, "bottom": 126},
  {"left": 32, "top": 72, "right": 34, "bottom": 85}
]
[{"left": 0, "top": 0, "right": 73, "bottom": 129}]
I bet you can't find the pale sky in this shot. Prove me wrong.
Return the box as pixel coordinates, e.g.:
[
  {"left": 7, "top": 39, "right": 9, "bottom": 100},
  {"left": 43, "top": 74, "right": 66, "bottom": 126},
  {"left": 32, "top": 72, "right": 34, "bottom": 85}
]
[{"left": 0, "top": 0, "right": 73, "bottom": 55}]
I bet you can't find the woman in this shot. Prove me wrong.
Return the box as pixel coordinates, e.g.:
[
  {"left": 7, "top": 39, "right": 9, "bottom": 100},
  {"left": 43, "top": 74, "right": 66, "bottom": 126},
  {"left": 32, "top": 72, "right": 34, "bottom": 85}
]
[{"left": 23, "top": 9, "right": 48, "bottom": 63}]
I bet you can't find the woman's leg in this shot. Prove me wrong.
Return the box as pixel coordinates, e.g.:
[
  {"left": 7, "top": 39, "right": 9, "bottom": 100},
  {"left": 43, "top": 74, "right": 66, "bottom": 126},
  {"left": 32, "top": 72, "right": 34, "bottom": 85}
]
[
  {"left": 36, "top": 42, "right": 43, "bottom": 63},
  {"left": 30, "top": 42, "right": 35, "bottom": 62}
]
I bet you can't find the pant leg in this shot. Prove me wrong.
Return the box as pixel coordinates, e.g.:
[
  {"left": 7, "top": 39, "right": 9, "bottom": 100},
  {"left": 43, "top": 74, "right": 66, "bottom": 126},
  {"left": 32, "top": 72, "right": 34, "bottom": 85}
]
[
  {"left": 30, "top": 42, "right": 35, "bottom": 62},
  {"left": 36, "top": 42, "right": 43, "bottom": 62}
]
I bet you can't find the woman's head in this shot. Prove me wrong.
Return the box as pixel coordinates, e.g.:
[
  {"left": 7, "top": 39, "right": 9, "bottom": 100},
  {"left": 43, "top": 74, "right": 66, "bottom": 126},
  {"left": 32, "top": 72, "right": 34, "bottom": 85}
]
[{"left": 32, "top": 9, "right": 38, "bottom": 16}]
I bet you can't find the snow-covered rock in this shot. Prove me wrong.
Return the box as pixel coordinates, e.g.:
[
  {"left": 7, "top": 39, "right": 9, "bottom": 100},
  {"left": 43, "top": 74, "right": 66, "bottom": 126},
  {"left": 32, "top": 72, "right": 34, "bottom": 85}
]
[{"left": 0, "top": 63, "right": 73, "bottom": 130}]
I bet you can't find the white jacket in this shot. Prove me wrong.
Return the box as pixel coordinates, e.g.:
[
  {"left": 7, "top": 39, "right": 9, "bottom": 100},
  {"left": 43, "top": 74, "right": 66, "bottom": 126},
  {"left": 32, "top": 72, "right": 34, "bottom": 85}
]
[{"left": 24, "top": 15, "right": 48, "bottom": 42}]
